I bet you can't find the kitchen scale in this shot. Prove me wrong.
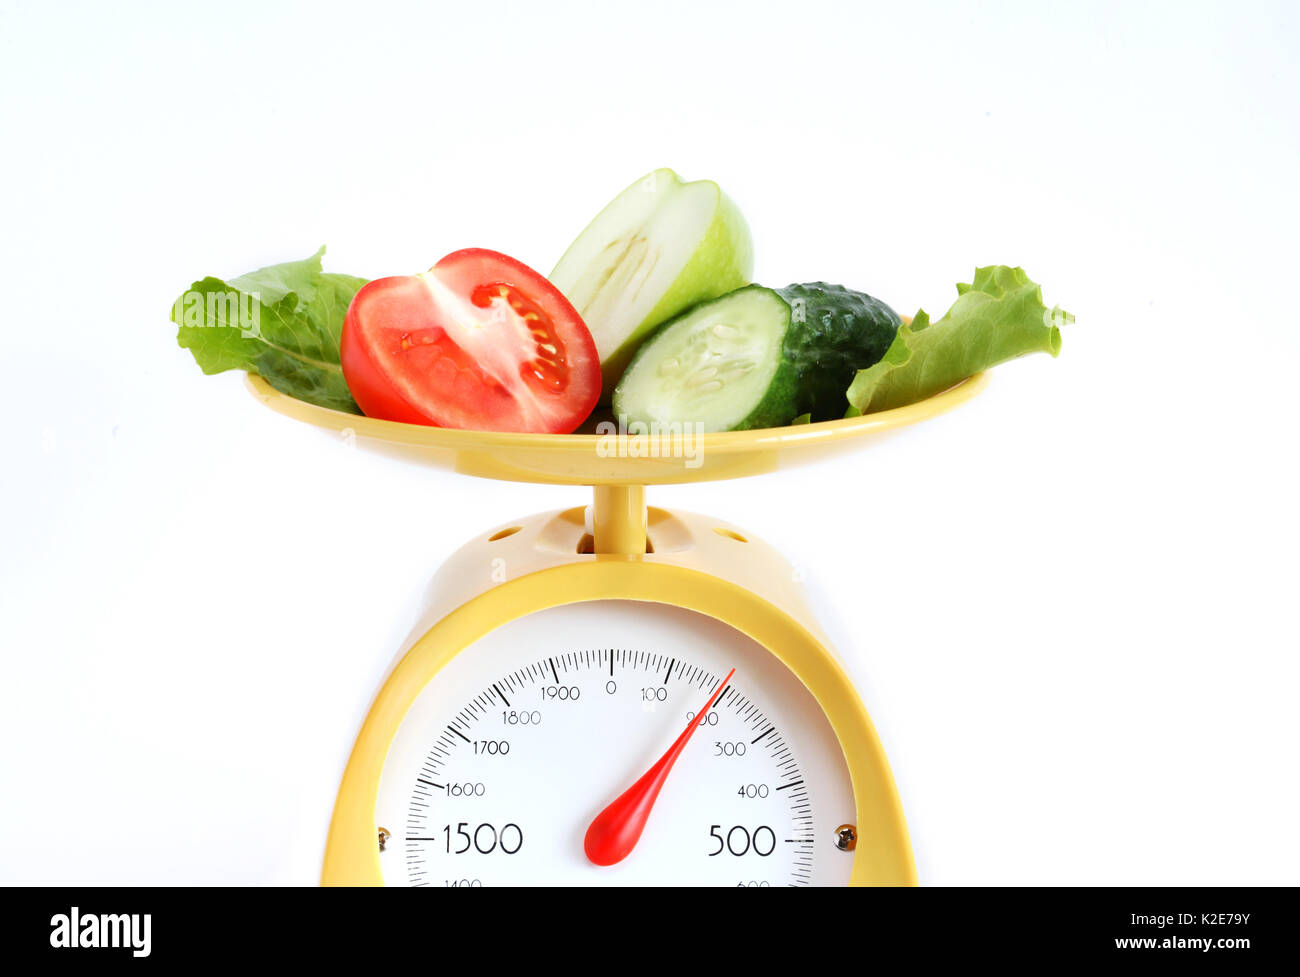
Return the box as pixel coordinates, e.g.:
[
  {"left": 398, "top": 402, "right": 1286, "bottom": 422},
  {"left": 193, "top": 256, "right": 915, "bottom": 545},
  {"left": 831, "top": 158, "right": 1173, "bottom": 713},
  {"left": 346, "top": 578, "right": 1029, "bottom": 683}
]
[{"left": 248, "top": 370, "right": 987, "bottom": 886}]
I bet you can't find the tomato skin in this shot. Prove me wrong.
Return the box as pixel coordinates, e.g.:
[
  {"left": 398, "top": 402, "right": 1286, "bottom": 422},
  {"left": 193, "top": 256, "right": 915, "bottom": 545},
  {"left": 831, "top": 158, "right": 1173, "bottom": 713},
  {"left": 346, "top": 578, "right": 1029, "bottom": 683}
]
[
  {"left": 340, "top": 277, "right": 445, "bottom": 425},
  {"left": 340, "top": 249, "right": 600, "bottom": 433}
]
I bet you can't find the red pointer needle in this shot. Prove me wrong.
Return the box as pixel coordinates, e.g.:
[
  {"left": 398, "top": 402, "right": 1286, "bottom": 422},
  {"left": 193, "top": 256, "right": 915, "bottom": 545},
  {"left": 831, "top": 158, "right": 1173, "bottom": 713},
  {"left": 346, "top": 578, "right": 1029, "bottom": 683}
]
[{"left": 585, "top": 668, "right": 735, "bottom": 867}]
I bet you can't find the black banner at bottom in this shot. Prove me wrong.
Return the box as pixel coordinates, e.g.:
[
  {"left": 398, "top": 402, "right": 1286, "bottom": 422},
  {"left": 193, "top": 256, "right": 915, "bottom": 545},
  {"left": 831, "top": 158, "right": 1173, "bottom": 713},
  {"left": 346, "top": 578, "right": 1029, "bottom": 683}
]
[{"left": 3, "top": 886, "right": 1290, "bottom": 966}]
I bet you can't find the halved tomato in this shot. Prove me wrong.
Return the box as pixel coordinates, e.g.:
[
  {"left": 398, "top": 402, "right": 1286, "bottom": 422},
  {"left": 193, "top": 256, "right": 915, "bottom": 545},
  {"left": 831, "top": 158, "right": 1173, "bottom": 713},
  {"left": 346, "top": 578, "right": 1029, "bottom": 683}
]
[{"left": 340, "top": 249, "right": 600, "bottom": 433}]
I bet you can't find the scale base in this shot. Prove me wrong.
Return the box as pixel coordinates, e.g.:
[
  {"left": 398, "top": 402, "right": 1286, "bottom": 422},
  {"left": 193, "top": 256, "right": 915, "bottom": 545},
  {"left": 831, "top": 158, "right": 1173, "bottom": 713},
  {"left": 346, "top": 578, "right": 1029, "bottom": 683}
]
[{"left": 322, "top": 502, "right": 918, "bottom": 886}]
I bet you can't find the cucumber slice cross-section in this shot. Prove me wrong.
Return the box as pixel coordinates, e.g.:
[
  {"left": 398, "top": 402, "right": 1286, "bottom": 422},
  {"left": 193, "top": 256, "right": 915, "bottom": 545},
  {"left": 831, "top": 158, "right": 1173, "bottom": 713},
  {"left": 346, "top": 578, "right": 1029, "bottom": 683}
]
[
  {"left": 613, "top": 283, "right": 900, "bottom": 433},
  {"left": 612, "top": 286, "right": 795, "bottom": 433}
]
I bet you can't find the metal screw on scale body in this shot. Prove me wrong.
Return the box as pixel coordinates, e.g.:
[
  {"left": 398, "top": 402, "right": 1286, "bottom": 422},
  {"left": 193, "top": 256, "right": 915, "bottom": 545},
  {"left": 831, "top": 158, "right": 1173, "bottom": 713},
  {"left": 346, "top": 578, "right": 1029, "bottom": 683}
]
[
  {"left": 378, "top": 827, "right": 391, "bottom": 852},
  {"left": 834, "top": 824, "right": 857, "bottom": 852}
]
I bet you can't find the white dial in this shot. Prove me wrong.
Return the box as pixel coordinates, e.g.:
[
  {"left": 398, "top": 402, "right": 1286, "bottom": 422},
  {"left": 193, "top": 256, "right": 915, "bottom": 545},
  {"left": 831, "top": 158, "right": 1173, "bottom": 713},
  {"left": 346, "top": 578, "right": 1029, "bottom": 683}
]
[{"left": 375, "top": 601, "right": 856, "bottom": 886}]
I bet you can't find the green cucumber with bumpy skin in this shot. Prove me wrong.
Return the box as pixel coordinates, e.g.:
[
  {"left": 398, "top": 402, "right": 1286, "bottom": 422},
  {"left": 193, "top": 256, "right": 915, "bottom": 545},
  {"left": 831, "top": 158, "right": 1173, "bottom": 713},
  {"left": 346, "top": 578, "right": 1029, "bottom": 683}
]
[
  {"left": 776, "top": 282, "right": 900, "bottom": 421},
  {"left": 613, "top": 282, "right": 899, "bottom": 432}
]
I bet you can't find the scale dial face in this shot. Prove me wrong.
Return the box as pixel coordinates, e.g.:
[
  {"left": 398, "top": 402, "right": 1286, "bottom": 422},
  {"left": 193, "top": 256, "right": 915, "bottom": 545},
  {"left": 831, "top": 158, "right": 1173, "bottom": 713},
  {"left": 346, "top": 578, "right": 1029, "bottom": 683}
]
[{"left": 375, "top": 601, "right": 856, "bottom": 886}]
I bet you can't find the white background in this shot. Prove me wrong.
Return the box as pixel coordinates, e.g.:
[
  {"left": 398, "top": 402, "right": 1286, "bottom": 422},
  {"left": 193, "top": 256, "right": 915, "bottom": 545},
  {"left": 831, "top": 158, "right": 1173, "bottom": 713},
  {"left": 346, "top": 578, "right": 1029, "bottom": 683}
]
[{"left": 1, "top": 0, "right": 1296, "bottom": 885}]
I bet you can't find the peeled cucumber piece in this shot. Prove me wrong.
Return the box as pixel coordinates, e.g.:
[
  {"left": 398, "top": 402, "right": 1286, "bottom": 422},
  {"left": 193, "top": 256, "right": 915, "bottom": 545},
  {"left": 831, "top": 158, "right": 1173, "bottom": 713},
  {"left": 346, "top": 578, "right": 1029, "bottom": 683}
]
[
  {"left": 612, "top": 283, "right": 899, "bottom": 433},
  {"left": 550, "top": 169, "right": 753, "bottom": 397}
]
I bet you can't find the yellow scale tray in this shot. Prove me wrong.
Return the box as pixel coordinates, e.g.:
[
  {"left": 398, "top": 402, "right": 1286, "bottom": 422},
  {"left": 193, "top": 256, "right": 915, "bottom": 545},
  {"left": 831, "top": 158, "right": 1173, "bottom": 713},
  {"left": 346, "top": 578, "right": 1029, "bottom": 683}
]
[{"left": 245, "top": 372, "right": 988, "bottom": 487}]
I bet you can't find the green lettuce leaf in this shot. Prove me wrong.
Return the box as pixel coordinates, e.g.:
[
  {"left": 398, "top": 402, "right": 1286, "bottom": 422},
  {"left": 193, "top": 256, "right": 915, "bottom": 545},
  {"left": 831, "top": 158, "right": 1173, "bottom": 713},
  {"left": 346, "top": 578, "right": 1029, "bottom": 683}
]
[
  {"left": 846, "top": 265, "right": 1071, "bottom": 415},
  {"left": 171, "top": 247, "right": 366, "bottom": 413}
]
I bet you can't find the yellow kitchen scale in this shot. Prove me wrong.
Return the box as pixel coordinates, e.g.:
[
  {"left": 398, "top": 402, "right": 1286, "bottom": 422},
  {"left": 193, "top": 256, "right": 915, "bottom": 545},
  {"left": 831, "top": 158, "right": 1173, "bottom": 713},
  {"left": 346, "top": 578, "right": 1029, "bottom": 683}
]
[{"left": 247, "top": 370, "right": 988, "bottom": 887}]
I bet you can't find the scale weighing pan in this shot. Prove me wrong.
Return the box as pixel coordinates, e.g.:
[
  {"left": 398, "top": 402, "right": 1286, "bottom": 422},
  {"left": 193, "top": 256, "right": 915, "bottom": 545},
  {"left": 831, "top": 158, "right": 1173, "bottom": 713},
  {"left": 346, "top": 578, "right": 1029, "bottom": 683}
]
[
  {"left": 246, "top": 371, "right": 987, "bottom": 886},
  {"left": 246, "top": 371, "right": 987, "bottom": 486}
]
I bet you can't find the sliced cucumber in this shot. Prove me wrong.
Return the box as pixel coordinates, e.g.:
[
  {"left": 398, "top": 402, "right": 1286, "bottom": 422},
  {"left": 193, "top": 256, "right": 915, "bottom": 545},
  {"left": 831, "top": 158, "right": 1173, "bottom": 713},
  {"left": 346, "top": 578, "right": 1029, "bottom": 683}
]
[
  {"left": 613, "top": 283, "right": 900, "bottom": 432},
  {"left": 550, "top": 169, "right": 753, "bottom": 398},
  {"left": 612, "top": 286, "right": 794, "bottom": 433}
]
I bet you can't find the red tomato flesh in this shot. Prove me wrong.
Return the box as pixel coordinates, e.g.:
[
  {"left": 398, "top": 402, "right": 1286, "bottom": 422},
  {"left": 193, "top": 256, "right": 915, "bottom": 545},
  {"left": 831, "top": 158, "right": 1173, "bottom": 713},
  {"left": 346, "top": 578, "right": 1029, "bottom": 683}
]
[{"left": 340, "top": 249, "right": 600, "bottom": 433}]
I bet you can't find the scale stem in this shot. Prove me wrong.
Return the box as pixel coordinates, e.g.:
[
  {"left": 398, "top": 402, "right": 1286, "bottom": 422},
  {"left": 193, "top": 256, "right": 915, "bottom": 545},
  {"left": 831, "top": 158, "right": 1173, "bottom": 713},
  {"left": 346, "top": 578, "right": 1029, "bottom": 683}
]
[{"left": 591, "top": 485, "right": 647, "bottom": 555}]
